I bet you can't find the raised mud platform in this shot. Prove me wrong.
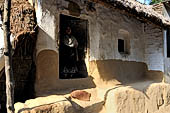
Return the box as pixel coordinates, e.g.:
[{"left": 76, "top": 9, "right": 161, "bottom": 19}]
[{"left": 15, "top": 82, "right": 170, "bottom": 113}]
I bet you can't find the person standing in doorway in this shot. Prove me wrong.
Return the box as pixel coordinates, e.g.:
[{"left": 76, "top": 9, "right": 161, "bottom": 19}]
[{"left": 60, "top": 26, "right": 79, "bottom": 78}]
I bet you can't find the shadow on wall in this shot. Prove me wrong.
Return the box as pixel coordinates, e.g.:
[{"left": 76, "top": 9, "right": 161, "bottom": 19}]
[
  {"left": 35, "top": 26, "right": 59, "bottom": 93},
  {"left": 36, "top": 49, "right": 96, "bottom": 96},
  {"left": 36, "top": 50, "right": 59, "bottom": 91},
  {"left": 89, "top": 59, "right": 164, "bottom": 85},
  {"left": 35, "top": 28, "right": 96, "bottom": 95}
]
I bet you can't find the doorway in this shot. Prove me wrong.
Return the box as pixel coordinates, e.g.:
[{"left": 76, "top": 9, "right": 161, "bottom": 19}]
[{"left": 59, "top": 14, "right": 88, "bottom": 79}]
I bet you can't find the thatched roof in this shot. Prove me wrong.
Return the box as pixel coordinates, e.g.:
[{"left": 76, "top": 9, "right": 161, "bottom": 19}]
[{"left": 90, "top": 0, "right": 170, "bottom": 28}]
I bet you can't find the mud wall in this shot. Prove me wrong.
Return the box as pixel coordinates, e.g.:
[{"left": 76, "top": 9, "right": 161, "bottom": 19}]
[
  {"left": 35, "top": 0, "right": 164, "bottom": 93},
  {"left": 144, "top": 23, "right": 164, "bottom": 71},
  {"left": 89, "top": 5, "right": 145, "bottom": 62},
  {"left": 35, "top": 50, "right": 59, "bottom": 93},
  {"left": 0, "top": 0, "right": 37, "bottom": 112},
  {"left": 89, "top": 60, "right": 148, "bottom": 87}
]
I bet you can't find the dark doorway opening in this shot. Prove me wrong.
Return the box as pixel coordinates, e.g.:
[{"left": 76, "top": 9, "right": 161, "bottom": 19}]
[
  {"left": 167, "top": 28, "right": 170, "bottom": 57},
  {"left": 59, "top": 14, "right": 88, "bottom": 79},
  {"left": 118, "top": 39, "right": 125, "bottom": 53}
]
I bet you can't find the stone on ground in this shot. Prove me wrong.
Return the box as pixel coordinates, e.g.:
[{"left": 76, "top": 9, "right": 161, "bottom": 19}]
[{"left": 70, "top": 90, "right": 91, "bottom": 101}]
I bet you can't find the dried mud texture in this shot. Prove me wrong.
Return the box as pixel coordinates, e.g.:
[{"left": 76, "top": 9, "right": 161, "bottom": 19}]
[
  {"left": 10, "top": 0, "right": 37, "bottom": 56},
  {"left": 105, "top": 83, "right": 170, "bottom": 113},
  {"left": 14, "top": 95, "right": 76, "bottom": 113},
  {"left": 10, "top": 0, "right": 36, "bottom": 36},
  {"left": 0, "top": 1, "right": 37, "bottom": 112}
]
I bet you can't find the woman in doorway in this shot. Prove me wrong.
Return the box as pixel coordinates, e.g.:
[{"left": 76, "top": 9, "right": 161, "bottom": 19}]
[{"left": 60, "top": 26, "right": 79, "bottom": 78}]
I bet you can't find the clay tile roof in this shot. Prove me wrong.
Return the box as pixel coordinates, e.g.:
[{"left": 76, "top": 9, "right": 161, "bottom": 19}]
[
  {"left": 152, "top": 2, "right": 164, "bottom": 15},
  {"left": 90, "top": 0, "right": 170, "bottom": 28},
  {"left": 152, "top": 0, "right": 170, "bottom": 14}
]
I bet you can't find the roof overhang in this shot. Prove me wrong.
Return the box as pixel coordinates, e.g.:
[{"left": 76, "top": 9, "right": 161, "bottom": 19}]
[{"left": 89, "top": 0, "right": 170, "bottom": 28}]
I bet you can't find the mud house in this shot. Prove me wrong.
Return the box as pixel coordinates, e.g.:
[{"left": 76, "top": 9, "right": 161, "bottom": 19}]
[
  {"left": 35, "top": 0, "right": 170, "bottom": 93},
  {"left": 1, "top": 0, "right": 170, "bottom": 113},
  {"left": 152, "top": 0, "right": 170, "bottom": 76}
]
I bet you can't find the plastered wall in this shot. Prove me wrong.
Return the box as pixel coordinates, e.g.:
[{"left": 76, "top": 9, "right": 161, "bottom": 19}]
[
  {"left": 35, "top": 0, "right": 165, "bottom": 93},
  {"left": 90, "top": 5, "right": 145, "bottom": 62},
  {"left": 144, "top": 23, "right": 164, "bottom": 72},
  {"left": 35, "top": 0, "right": 147, "bottom": 61}
]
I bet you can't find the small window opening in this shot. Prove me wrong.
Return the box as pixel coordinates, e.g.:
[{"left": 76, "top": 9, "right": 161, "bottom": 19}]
[
  {"left": 118, "top": 39, "right": 125, "bottom": 53},
  {"left": 118, "top": 29, "right": 130, "bottom": 55}
]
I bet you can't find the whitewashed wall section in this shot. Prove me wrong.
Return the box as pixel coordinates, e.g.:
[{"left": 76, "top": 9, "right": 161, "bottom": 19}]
[
  {"left": 36, "top": 0, "right": 165, "bottom": 72},
  {"left": 36, "top": 0, "right": 58, "bottom": 56},
  {"left": 144, "top": 23, "right": 164, "bottom": 72}
]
